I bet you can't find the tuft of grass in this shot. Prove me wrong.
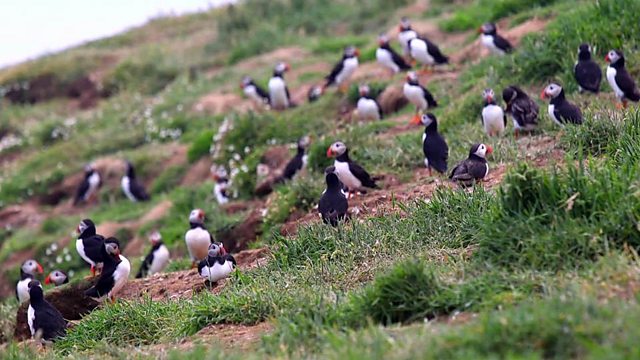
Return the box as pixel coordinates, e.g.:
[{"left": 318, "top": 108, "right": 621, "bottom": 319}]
[
  {"left": 560, "top": 111, "right": 621, "bottom": 157},
  {"left": 187, "top": 130, "right": 214, "bottom": 163}
]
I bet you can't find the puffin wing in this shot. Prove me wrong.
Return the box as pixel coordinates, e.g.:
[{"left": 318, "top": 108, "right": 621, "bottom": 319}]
[
  {"left": 348, "top": 162, "right": 377, "bottom": 188},
  {"left": 420, "top": 86, "right": 438, "bottom": 107},
  {"left": 130, "top": 180, "right": 150, "bottom": 201},
  {"left": 616, "top": 68, "right": 640, "bottom": 101},
  {"left": 136, "top": 249, "right": 154, "bottom": 278},
  {"left": 36, "top": 304, "right": 66, "bottom": 340},
  {"left": 493, "top": 34, "right": 513, "bottom": 53},
  {"left": 282, "top": 154, "right": 303, "bottom": 180},
  {"left": 83, "top": 235, "right": 106, "bottom": 264},
  {"left": 73, "top": 179, "right": 90, "bottom": 205},
  {"left": 558, "top": 102, "right": 583, "bottom": 124},
  {"left": 390, "top": 47, "right": 411, "bottom": 70},
  {"left": 325, "top": 59, "right": 345, "bottom": 87},
  {"left": 423, "top": 37, "right": 448, "bottom": 64},
  {"left": 374, "top": 99, "right": 384, "bottom": 119},
  {"left": 85, "top": 261, "right": 116, "bottom": 298},
  {"left": 424, "top": 134, "right": 449, "bottom": 173},
  {"left": 575, "top": 61, "right": 602, "bottom": 92},
  {"left": 255, "top": 84, "right": 270, "bottom": 102},
  {"left": 449, "top": 160, "right": 471, "bottom": 181},
  {"left": 468, "top": 160, "right": 488, "bottom": 180},
  {"left": 513, "top": 98, "right": 538, "bottom": 125}
]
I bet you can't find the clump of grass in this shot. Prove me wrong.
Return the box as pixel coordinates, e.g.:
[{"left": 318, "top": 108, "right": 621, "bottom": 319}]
[
  {"left": 187, "top": 130, "right": 214, "bottom": 163},
  {"left": 103, "top": 50, "right": 179, "bottom": 95},
  {"left": 560, "top": 111, "right": 621, "bottom": 157}
]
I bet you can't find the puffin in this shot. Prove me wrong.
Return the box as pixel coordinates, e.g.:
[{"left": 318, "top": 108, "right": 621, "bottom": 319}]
[
  {"left": 408, "top": 36, "right": 449, "bottom": 72},
  {"left": 481, "top": 88, "right": 507, "bottom": 136},
  {"left": 44, "top": 270, "right": 68, "bottom": 287},
  {"left": 240, "top": 76, "right": 270, "bottom": 106},
  {"left": 450, "top": 143, "right": 493, "bottom": 187},
  {"left": 212, "top": 166, "right": 230, "bottom": 205},
  {"left": 135, "top": 231, "right": 170, "bottom": 278},
  {"left": 73, "top": 164, "right": 101, "bottom": 206},
  {"left": 398, "top": 17, "right": 418, "bottom": 57},
  {"left": 324, "top": 46, "right": 360, "bottom": 91},
  {"left": 197, "top": 243, "right": 236, "bottom": 283},
  {"left": 605, "top": 49, "right": 640, "bottom": 108},
  {"left": 327, "top": 141, "right": 377, "bottom": 197},
  {"left": 75, "top": 218, "right": 105, "bottom": 277},
  {"left": 268, "top": 62, "right": 293, "bottom": 110},
  {"left": 376, "top": 33, "right": 411, "bottom": 74},
  {"left": 307, "top": 85, "right": 323, "bottom": 103},
  {"left": 27, "top": 280, "right": 66, "bottom": 342},
  {"left": 281, "top": 135, "right": 311, "bottom": 181},
  {"left": 411, "top": 113, "right": 448, "bottom": 176},
  {"left": 502, "top": 86, "right": 539, "bottom": 138},
  {"left": 541, "top": 83, "right": 583, "bottom": 125},
  {"left": 478, "top": 22, "right": 513, "bottom": 55},
  {"left": 318, "top": 166, "right": 348, "bottom": 226},
  {"left": 85, "top": 237, "right": 130, "bottom": 302},
  {"left": 356, "top": 84, "right": 383, "bottom": 121},
  {"left": 574, "top": 43, "right": 602, "bottom": 93},
  {"left": 185, "top": 209, "right": 214, "bottom": 267},
  {"left": 16, "top": 259, "right": 44, "bottom": 303},
  {"left": 121, "top": 161, "right": 150, "bottom": 202},
  {"left": 403, "top": 71, "right": 438, "bottom": 123}
]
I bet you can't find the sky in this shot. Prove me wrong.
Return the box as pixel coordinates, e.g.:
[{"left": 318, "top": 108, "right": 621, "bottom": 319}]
[{"left": 0, "top": 0, "right": 233, "bottom": 68}]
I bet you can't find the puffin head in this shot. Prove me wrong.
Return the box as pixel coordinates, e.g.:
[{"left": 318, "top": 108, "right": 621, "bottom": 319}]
[
  {"left": 358, "top": 84, "right": 371, "bottom": 97},
  {"left": 208, "top": 242, "right": 227, "bottom": 257},
  {"left": 345, "top": 46, "right": 360, "bottom": 58},
  {"left": 605, "top": 49, "right": 622, "bottom": 64},
  {"left": 149, "top": 230, "right": 162, "bottom": 246},
  {"left": 470, "top": 143, "right": 493, "bottom": 158},
  {"left": 298, "top": 135, "right": 311, "bottom": 149},
  {"left": 240, "top": 76, "right": 252, "bottom": 89},
  {"left": 541, "top": 83, "right": 562, "bottom": 100},
  {"left": 84, "top": 163, "right": 95, "bottom": 174},
  {"left": 377, "top": 33, "right": 389, "bottom": 46},
  {"left": 28, "top": 280, "right": 44, "bottom": 300},
  {"left": 211, "top": 166, "right": 228, "bottom": 181},
  {"left": 327, "top": 141, "right": 347, "bottom": 158},
  {"left": 274, "top": 62, "right": 290, "bottom": 76},
  {"left": 482, "top": 88, "right": 496, "bottom": 103},
  {"left": 406, "top": 71, "right": 419, "bottom": 83},
  {"left": 413, "top": 112, "right": 437, "bottom": 126},
  {"left": 45, "top": 270, "right": 68, "bottom": 286},
  {"left": 104, "top": 237, "right": 121, "bottom": 258},
  {"left": 502, "top": 86, "right": 519, "bottom": 105},
  {"left": 22, "top": 259, "right": 44, "bottom": 276},
  {"left": 399, "top": 16, "right": 411, "bottom": 32},
  {"left": 478, "top": 22, "right": 496, "bottom": 35},
  {"left": 77, "top": 218, "right": 95, "bottom": 235},
  {"left": 189, "top": 209, "right": 205, "bottom": 224}
]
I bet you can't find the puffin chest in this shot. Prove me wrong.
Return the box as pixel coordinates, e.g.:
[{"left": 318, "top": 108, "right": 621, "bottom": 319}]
[
  {"left": 268, "top": 77, "right": 288, "bottom": 107},
  {"left": 185, "top": 228, "right": 211, "bottom": 259},
  {"left": 606, "top": 66, "right": 624, "bottom": 99},
  {"left": 149, "top": 245, "right": 170, "bottom": 274},
  {"left": 404, "top": 84, "right": 427, "bottom": 109},
  {"left": 481, "top": 34, "right": 501, "bottom": 53},
  {"left": 201, "top": 260, "right": 233, "bottom": 282},
  {"left": 376, "top": 48, "right": 398, "bottom": 72},
  {"left": 27, "top": 305, "right": 36, "bottom": 336},
  {"left": 244, "top": 86, "right": 261, "bottom": 103},
  {"left": 482, "top": 105, "right": 505, "bottom": 132},
  {"left": 17, "top": 278, "right": 31, "bottom": 302},
  {"left": 334, "top": 161, "right": 362, "bottom": 189},
  {"left": 121, "top": 176, "right": 136, "bottom": 201},
  {"left": 548, "top": 104, "right": 562, "bottom": 125},
  {"left": 357, "top": 98, "right": 380, "bottom": 120},
  {"left": 336, "top": 58, "right": 358, "bottom": 85},
  {"left": 108, "top": 255, "right": 131, "bottom": 298}
]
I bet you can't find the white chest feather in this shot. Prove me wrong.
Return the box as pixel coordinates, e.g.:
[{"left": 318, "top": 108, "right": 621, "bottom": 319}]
[
  {"left": 398, "top": 30, "right": 417, "bottom": 54},
  {"left": 481, "top": 34, "right": 503, "bottom": 54},
  {"left": 548, "top": 104, "right": 562, "bottom": 126},
  {"left": 243, "top": 86, "right": 263, "bottom": 104},
  {"left": 149, "top": 245, "right": 170, "bottom": 275},
  {"left": 76, "top": 238, "right": 94, "bottom": 267},
  {"left": 336, "top": 57, "right": 358, "bottom": 85},
  {"left": 606, "top": 66, "right": 624, "bottom": 99},
  {"left": 27, "top": 305, "right": 36, "bottom": 336},
  {"left": 121, "top": 176, "right": 137, "bottom": 201},
  {"left": 268, "top": 77, "right": 289, "bottom": 109},
  {"left": 302, "top": 154, "right": 308, "bottom": 168},
  {"left": 84, "top": 172, "right": 100, "bottom": 200},
  {"left": 109, "top": 255, "right": 130, "bottom": 299},
  {"left": 185, "top": 228, "right": 211, "bottom": 261},
  {"left": 334, "top": 160, "right": 362, "bottom": 190},
  {"left": 200, "top": 260, "right": 235, "bottom": 282},
  {"left": 404, "top": 83, "right": 428, "bottom": 110},
  {"left": 410, "top": 39, "right": 434, "bottom": 65},
  {"left": 357, "top": 98, "right": 380, "bottom": 120},
  {"left": 17, "top": 278, "right": 31, "bottom": 303},
  {"left": 376, "top": 48, "right": 399, "bottom": 73},
  {"left": 214, "top": 182, "right": 229, "bottom": 205},
  {"left": 482, "top": 105, "right": 505, "bottom": 134}
]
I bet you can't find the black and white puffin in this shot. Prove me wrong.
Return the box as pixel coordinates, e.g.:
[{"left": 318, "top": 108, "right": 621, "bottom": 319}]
[
  {"left": 121, "top": 161, "right": 150, "bottom": 202},
  {"left": 398, "top": 17, "right": 418, "bottom": 57},
  {"left": 268, "top": 62, "right": 293, "bottom": 110},
  {"left": 281, "top": 135, "right": 311, "bottom": 181},
  {"left": 185, "top": 209, "right": 214, "bottom": 267},
  {"left": 45, "top": 270, "right": 68, "bottom": 287},
  {"left": 27, "top": 280, "right": 66, "bottom": 342},
  {"left": 478, "top": 22, "right": 513, "bottom": 55},
  {"left": 197, "top": 243, "right": 235, "bottom": 283},
  {"left": 318, "top": 166, "right": 348, "bottom": 226},
  {"left": 481, "top": 88, "right": 507, "bottom": 136},
  {"left": 75, "top": 218, "right": 105, "bottom": 277},
  {"left": 212, "top": 167, "right": 231, "bottom": 205},
  {"left": 135, "top": 231, "right": 170, "bottom": 278},
  {"left": 240, "top": 76, "right": 270, "bottom": 106},
  {"left": 73, "top": 164, "right": 101, "bottom": 206},
  {"left": 327, "top": 141, "right": 377, "bottom": 197},
  {"left": 324, "top": 46, "right": 360, "bottom": 91},
  {"left": 307, "top": 85, "right": 323, "bottom": 103},
  {"left": 411, "top": 113, "right": 448, "bottom": 176},
  {"left": 85, "top": 237, "right": 130, "bottom": 302},
  {"left": 450, "top": 143, "right": 493, "bottom": 187},
  {"left": 541, "top": 83, "right": 583, "bottom": 126},
  {"left": 356, "top": 84, "right": 383, "bottom": 121},
  {"left": 16, "top": 259, "right": 44, "bottom": 303},
  {"left": 408, "top": 36, "right": 448, "bottom": 72},
  {"left": 403, "top": 71, "right": 438, "bottom": 123},
  {"left": 502, "top": 86, "right": 539, "bottom": 138},
  {"left": 605, "top": 49, "right": 640, "bottom": 108},
  {"left": 574, "top": 43, "right": 601, "bottom": 93},
  {"left": 376, "top": 34, "right": 411, "bottom": 74}
]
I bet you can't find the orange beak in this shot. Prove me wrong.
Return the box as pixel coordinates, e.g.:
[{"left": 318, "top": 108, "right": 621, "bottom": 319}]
[
  {"left": 36, "top": 263, "right": 44, "bottom": 274},
  {"left": 540, "top": 90, "right": 547, "bottom": 100},
  {"left": 239, "top": 82, "right": 244, "bottom": 90},
  {"left": 76, "top": 225, "right": 81, "bottom": 235},
  {"left": 327, "top": 147, "right": 334, "bottom": 157},
  {"left": 486, "top": 95, "right": 493, "bottom": 103},
  {"left": 220, "top": 245, "right": 227, "bottom": 256},
  {"left": 486, "top": 146, "right": 493, "bottom": 155},
  {"left": 398, "top": 25, "right": 403, "bottom": 32},
  {"left": 44, "top": 275, "right": 51, "bottom": 285},
  {"left": 285, "top": 63, "right": 291, "bottom": 71},
  {"left": 604, "top": 54, "right": 610, "bottom": 63},
  {"left": 477, "top": 27, "right": 483, "bottom": 34},
  {"left": 410, "top": 116, "right": 422, "bottom": 125},
  {"left": 355, "top": 48, "right": 361, "bottom": 57}
]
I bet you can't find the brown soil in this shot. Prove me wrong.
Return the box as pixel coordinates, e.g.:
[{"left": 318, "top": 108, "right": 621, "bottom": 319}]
[
  {"left": 194, "top": 322, "right": 272, "bottom": 351},
  {"left": 235, "top": 47, "right": 309, "bottom": 72},
  {"left": 180, "top": 158, "right": 213, "bottom": 186}
]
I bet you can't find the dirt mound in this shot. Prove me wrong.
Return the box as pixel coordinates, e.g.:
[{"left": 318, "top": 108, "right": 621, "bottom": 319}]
[
  {"left": 180, "top": 158, "right": 212, "bottom": 186},
  {"left": 351, "top": 62, "right": 394, "bottom": 84},
  {"left": 195, "top": 322, "right": 272, "bottom": 351},
  {"left": 217, "top": 209, "right": 264, "bottom": 253},
  {"left": 235, "top": 47, "right": 309, "bottom": 72},
  {"left": 378, "top": 84, "right": 409, "bottom": 115},
  {"left": 0, "top": 202, "right": 44, "bottom": 230},
  {"left": 193, "top": 92, "right": 255, "bottom": 115}
]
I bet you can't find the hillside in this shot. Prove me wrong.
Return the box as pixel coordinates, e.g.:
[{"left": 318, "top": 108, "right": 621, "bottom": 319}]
[{"left": 2, "top": 0, "right": 640, "bottom": 358}]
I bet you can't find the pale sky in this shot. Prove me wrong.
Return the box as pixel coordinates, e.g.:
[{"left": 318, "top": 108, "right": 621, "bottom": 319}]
[{"left": 0, "top": 0, "right": 234, "bottom": 68}]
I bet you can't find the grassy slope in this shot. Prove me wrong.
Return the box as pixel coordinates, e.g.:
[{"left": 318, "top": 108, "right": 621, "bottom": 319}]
[{"left": 2, "top": 0, "right": 640, "bottom": 358}]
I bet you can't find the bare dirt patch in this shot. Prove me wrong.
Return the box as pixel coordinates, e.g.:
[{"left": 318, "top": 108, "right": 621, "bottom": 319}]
[
  {"left": 236, "top": 47, "right": 309, "bottom": 72},
  {"left": 193, "top": 91, "right": 256, "bottom": 115}
]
